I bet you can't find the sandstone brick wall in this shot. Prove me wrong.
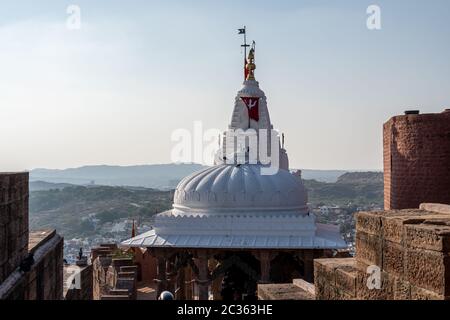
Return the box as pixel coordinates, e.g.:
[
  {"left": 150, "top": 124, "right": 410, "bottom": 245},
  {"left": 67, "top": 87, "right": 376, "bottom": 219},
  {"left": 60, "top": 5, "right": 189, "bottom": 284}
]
[
  {"left": 384, "top": 110, "right": 450, "bottom": 210},
  {"left": 92, "top": 246, "right": 114, "bottom": 300},
  {"left": 258, "top": 282, "right": 315, "bottom": 300},
  {"left": 315, "top": 205, "right": 450, "bottom": 300},
  {"left": 132, "top": 247, "right": 157, "bottom": 283},
  {"left": 0, "top": 172, "right": 29, "bottom": 283},
  {"left": 1, "top": 230, "right": 64, "bottom": 300},
  {"left": 1, "top": 173, "right": 64, "bottom": 300},
  {"left": 64, "top": 264, "right": 93, "bottom": 300},
  {"left": 91, "top": 244, "right": 138, "bottom": 300}
]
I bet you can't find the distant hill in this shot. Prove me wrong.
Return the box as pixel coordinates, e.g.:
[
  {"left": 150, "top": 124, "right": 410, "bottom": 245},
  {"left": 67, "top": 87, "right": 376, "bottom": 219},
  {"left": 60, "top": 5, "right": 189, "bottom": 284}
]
[
  {"left": 30, "top": 180, "right": 75, "bottom": 191},
  {"left": 298, "top": 169, "right": 347, "bottom": 183},
  {"left": 30, "top": 163, "right": 207, "bottom": 189},
  {"left": 302, "top": 171, "right": 383, "bottom": 207},
  {"left": 29, "top": 185, "right": 173, "bottom": 238},
  {"left": 336, "top": 172, "right": 383, "bottom": 184},
  {"left": 29, "top": 170, "right": 384, "bottom": 239},
  {"left": 30, "top": 164, "right": 353, "bottom": 188}
]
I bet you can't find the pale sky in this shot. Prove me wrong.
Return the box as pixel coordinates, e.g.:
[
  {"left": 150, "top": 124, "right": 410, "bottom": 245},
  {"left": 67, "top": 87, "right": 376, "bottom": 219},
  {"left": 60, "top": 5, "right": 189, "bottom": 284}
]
[{"left": 1, "top": 0, "right": 449, "bottom": 171}]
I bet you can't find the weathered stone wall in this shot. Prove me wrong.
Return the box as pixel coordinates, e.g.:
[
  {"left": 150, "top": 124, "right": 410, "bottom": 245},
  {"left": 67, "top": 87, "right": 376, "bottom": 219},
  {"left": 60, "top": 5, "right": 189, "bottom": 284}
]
[
  {"left": 64, "top": 264, "right": 93, "bottom": 300},
  {"left": 92, "top": 246, "right": 114, "bottom": 300},
  {"left": 132, "top": 247, "right": 157, "bottom": 284},
  {"left": 91, "top": 244, "right": 137, "bottom": 300},
  {"left": 315, "top": 204, "right": 450, "bottom": 300},
  {"left": 1, "top": 230, "right": 64, "bottom": 300},
  {"left": 258, "top": 279, "right": 315, "bottom": 300},
  {"left": 0, "top": 172, "right": 29, "bottom": 283},
  {"left": 384, "top": 110, "right": 450, "bottom": 210},
  {"left": 0, "top": 173, "right": 64, "bottom": 300}
]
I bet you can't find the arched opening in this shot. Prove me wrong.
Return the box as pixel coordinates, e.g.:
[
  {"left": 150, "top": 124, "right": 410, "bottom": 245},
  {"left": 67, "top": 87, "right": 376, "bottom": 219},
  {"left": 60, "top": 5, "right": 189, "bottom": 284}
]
[
  {"left": 269, "top": 252, "right": 304, "bottom": 283},
  {"left": 211, "top": 252, "right": 260, "bottom": 301}
]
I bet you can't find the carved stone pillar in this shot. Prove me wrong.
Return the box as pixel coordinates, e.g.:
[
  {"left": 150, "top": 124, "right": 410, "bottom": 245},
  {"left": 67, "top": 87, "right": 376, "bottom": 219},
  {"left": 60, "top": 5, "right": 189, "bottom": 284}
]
[
  {"left": 155, "top": 256, "right": 167, "bottom": 298},
  {"left": 175, "top": 267, "right": 186, "bottom": 300},
  {"left": 185, "top": 266, "right": 193, "bottom": 300},
  {"left": 166, "top": 258, "right": 177, "bottom": 294},
  {"left": 303, "top": 250, "right": 314, "bottom": 283},
  {"left": 258, "top": 251, "right": 272, "bottom": 283},
  {"left": 209, "top": 258, "right": 222, "bottom": 300},
  {"left": 196, "top": 251, "right": 209, "bottom": 300}
]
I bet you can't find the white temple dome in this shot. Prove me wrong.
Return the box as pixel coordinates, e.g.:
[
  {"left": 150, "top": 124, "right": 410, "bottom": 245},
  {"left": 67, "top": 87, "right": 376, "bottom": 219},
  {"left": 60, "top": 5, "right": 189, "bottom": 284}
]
[
  {"left": 121, "top": 44, "right": 346, "bottom": 250},
  {"left": 173, "top": 164, "right": 309, "bottom": 216}
]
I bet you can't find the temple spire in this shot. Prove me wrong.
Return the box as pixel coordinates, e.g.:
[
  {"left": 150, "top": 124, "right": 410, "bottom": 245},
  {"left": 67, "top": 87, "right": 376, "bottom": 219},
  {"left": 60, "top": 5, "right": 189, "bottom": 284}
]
[{"left": 245, "top": 41, "right": 256, "bottom": 80}]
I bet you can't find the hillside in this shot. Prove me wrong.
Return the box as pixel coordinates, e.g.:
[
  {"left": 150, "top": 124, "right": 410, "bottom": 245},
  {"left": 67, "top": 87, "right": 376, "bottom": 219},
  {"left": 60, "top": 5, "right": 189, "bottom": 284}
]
[
  {"left": 29, "top": 180, "right": 75, "bottom": 191},
  {"left": 30, "top": 164, "right": 356, "bottom": 188},
  {"left": 30, "top": 163, "right": 207, "bottom": 189},
  {"left": 29, "top": 171, "right": 383, "bottom": 241},
  {"left": 29, "top": 185, "right": 173, "bottom": 238},
  {"left": 298, "top": 169, "right": 347, "bottom": 183},
  {"left": 303, "top": 171, "right": 383, "bottom": 207},
  {"left": 336, "top": 172, "right": 383, "bottom": 184}
]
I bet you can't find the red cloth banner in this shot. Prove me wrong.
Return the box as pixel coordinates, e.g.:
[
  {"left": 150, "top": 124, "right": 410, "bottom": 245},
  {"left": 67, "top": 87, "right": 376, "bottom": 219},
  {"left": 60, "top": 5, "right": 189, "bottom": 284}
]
[
  {"left": 241, "top": 97, "right": 260, "bottom": 122},
  {"left": 244, "top": 57, "right": 249, "bottom": 80}
]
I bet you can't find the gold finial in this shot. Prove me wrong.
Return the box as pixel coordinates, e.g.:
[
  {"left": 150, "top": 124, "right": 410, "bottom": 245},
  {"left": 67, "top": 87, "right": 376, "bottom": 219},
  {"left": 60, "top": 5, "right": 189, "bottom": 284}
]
[{"left": 245, "top": 45, "right": 256, "bottom": 80}]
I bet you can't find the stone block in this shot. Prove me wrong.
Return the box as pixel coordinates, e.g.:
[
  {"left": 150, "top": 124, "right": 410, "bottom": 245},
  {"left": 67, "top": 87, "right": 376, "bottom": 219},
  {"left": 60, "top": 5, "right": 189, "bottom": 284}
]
[
  {"left": 382, "top": 240, "right": 405, "bottom": 276},
  {"left": 334, "top": 288, "right": 357, "bottom": 300},
  {"left": 410, "top": 286, "right": 446, "bottom": 300},
  {"left": 257, "top": 283, "right": 315, "bottom": 300},
  {"left": 390, "top": 274, "right": 411, "bottom": 300},
  {"left": 314, "top": 258, "right": 356, "bottom": 300},
  {"left": 405, "top": 223, "right": 450, "bottom": 252},
  {"left": 335, "top": 266, "right": 357, "bottom": 298},
  {"left": 355, "top": 211, "right": 382, "bottom": 235},
  {"left": 314, "top": 258, "right": 344, "bottom": 286},
  {"left": 356, "top": 269, "right": 394, "bottom": 300},
  {"left": 292, "top": 278, "right": 315, "bottom": 296},
  {"left": 405, "top": 248, "right": 450, "bottom": 296},
  {"left": 381, "top": 214, "right": 426, "bottom": 244},
  {"left": 355, "top": 232, "right": 382, "bottom": 267},
  {"left": 420, "top": 203, "right": 450, "bottom": 215},
  {"left": 314, "top": 277, "right": 337, "bottom": 300}
]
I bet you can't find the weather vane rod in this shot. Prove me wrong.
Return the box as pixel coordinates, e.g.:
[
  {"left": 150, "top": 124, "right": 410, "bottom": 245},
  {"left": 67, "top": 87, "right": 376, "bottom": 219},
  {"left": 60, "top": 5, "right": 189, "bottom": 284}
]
[
  {"left": 238, "top": 26, "right": 251, "bottom": 80},
  {"left": 238, "top": 26, "right": 249, "bottom": 57}
]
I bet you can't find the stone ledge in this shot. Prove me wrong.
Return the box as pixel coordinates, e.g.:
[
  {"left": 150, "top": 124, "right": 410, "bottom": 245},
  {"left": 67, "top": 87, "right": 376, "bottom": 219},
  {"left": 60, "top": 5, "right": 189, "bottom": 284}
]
[
  {"left": 258, "top": 283, "right": 314, "bottom": 300},
  {"left": 29, "top": 230, "right": 56, "bottom": 253},
  {"left": 0, "top": 231, "right": 63, "bottom": 300},
  {"left": 420, "top": 203, "right": 450, "bottom": 215},
  {"left": 314, "top": 258, "right": 357, "bottom": 300},
  {"left": 292, "top": 278, "right": 315, "bottom": 296}
]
